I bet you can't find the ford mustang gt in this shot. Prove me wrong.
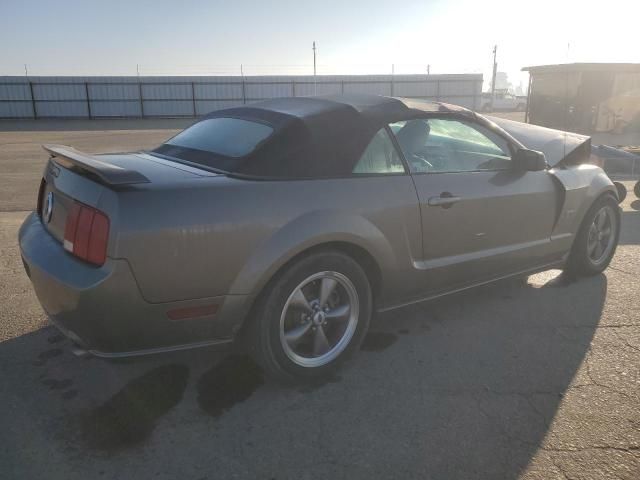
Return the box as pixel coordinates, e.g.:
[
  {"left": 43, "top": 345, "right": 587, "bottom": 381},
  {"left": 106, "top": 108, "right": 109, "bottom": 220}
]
[{"left": 19, "top": 94, "right": 620, "bottom": 381}]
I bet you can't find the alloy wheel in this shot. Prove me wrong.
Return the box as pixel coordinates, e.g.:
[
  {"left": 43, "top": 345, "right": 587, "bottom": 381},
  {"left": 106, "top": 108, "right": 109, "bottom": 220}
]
[
  {"left": 279, "top": 271, "right": 359, "bottom": 368},
  {"left": 587, "top": 205, "right": 617, "bottom": 265}
]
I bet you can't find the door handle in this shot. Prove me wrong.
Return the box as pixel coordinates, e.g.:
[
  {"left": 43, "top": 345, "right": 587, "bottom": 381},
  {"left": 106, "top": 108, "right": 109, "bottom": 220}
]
[{"left": 428, "top": 192, "right": 461, "bottom": 208}]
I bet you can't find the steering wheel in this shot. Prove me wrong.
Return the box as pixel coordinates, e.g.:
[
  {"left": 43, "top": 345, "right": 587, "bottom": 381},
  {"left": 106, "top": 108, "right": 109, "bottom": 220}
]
[
  {"left": 410, "top": 153, "right": 434, "bottom": 172},
  {"left": 416, "top": 144, "right": 457, "bottom": 172}
]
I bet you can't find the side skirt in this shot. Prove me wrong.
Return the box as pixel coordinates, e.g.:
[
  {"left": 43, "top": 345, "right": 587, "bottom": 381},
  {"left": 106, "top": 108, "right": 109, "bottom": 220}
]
[
  {"left": 84, "top": 338, "right": 234, "bottom": 359},
  {"left": 377, "top": 259, "right": 566, "bottom": 313}
]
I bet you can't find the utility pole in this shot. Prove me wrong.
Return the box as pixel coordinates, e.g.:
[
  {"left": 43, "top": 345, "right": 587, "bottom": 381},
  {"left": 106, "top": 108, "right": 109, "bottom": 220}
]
[
  {"left": 136, "top": 64, "right": 140, "bottom": 77},
  {"left": 391, "top": 64, "right": 395, "bottom": 96},
  {"left": 312, "top": 41, "right": 317, "bottom": 95},
  {"left": 240, "top": 64, "right": 246, "bottom": 104},
  {"left": 491, "top": 45, "right": 497, "bottom": 101},
  {"left": 24, "top": 64, "right": 28, "bottom": 77},
  {"left": 427, "top": 64, "right": 430, "bottom": 75}
]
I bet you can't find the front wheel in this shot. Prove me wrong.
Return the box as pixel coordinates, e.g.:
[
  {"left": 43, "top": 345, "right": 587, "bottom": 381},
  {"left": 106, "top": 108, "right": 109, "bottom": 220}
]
[
  {"left": 565, "top": 194, "right": 620, "bottom": 277},
  {"left": 247, "top": 251, "right": 372, "bottom": 382}
]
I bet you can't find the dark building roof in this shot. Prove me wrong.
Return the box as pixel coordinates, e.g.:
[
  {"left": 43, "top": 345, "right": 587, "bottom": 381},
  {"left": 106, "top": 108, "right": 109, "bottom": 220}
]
[{"left": 522, "top": 63, "right": 640, "bottom": 74}]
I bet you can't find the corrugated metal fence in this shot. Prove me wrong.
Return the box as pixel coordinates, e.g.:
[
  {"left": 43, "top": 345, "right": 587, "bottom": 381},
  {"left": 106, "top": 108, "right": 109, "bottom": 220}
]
[{"left": 0, "top": 74, "right": 482, "bottom": 119}]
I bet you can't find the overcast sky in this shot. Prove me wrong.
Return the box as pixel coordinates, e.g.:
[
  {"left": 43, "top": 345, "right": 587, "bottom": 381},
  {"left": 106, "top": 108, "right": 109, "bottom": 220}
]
[{"left": 1, "top": 0, "right": 638, "bottom": 88}]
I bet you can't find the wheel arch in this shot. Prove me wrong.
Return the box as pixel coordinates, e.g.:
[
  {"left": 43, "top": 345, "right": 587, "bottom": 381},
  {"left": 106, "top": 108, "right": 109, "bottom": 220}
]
[
  {"left": 577, "top": 179, "right": 619, "bottom": 228},
  {"left": 550, "top": 166, "right": 618, "bottom": 236},
  {"left": 234, "top": 240, "right": 383, "bottom": 341},
  {"left": 229, "top": 210, "right": 394, "bottom": 296},
  {"left": 565, "top": 187, "right": 621, "bottom": 276},
  {"left": 288, "top": 241, "right": 382, "bottom": 302},
  {"left": 227, "top": 209, "right": 396, "bottom": 339},
  {"left": 580, "top": 187, "right": 620, "bottom": 225},
  {"left": 565, "top": 186, "right": 620, "bottom": 256}
]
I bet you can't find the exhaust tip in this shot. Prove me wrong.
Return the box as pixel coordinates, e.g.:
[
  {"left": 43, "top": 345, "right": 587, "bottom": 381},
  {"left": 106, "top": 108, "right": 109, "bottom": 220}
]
[{"left": 70, "top": 345, "right": 90, "bottom": 358}]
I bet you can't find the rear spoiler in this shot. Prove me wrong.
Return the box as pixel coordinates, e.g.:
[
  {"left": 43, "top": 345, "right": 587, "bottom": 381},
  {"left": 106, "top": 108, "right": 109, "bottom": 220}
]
[{"left": 43, "top": 144, "right": 150, "bottom": 185}]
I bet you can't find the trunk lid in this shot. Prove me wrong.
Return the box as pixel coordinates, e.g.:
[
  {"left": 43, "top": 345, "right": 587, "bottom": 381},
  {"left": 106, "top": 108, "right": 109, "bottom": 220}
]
[{"left": 39, "top": 146, "right": 217, "bottom": 246}]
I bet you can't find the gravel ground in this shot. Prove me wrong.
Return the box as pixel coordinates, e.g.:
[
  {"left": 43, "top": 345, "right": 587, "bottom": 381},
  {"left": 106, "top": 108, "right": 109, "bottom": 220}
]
[{"left": 0, "top": 119, "right": 638, "bottom": 480}]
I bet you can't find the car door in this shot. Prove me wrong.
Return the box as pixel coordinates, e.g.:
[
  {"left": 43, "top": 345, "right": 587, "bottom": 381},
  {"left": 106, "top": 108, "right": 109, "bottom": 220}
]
[
  {"left": 349, "top": 126, "right": 426, "bottom": 304},
  {"left": 389, "top": 116, "right": 558, "bottom": 294}
]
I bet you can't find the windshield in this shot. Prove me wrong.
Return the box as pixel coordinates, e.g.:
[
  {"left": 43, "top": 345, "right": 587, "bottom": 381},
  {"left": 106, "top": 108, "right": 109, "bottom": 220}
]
[{"left": 163, "top": 117, "right": 274, "bottom": 159}]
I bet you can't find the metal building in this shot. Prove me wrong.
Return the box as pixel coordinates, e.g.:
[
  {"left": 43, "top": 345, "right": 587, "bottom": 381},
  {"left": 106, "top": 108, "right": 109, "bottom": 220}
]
[
  {"left": 0, "top": 74, "right": 482, "bottom": 119},
  {"left": 523, "top": 63, "right": 640, "bottom": 134}
]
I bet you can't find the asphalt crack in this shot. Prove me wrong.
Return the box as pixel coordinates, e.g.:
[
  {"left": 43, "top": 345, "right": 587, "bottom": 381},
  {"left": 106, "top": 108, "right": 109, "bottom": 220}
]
[
  {"left": 551, "top": 458, "right": 573, "bottom": 480},
  {"left": 608, "top": 265, "right": 637, "bottom": 276},
  {"left": 584, "top": 347, "right": 634, "bottom": 400},
  {"left": 611, "top": 328, "right": 640, "bottom": 354}
]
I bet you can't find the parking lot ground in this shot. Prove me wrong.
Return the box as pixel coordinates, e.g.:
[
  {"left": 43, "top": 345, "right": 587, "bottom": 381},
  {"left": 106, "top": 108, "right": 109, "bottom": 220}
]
[{"left": 0, "top": 120, "right": 639, "bottom": 479}]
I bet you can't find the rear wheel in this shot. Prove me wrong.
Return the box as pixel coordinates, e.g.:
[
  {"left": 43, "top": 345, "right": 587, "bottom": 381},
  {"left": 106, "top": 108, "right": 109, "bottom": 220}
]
[
  {"left": 565, "top": 194, "right": 620, "bottom": 277},
  {"left": 247, "top": 251, "right": 372, "bottom": 382}
]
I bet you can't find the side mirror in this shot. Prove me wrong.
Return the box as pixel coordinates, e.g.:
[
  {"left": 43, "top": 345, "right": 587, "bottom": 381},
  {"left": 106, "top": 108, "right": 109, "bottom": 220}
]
[{"left": 513, "top": 148, "right": 547, "bottom": 171}]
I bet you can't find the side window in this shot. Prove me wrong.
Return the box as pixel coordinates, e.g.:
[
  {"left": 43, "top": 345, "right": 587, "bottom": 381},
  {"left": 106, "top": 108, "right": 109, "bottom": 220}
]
[
  {"left": 390, "top": 118, "right": 512, "bottom": 173},
  {"left": 352, "top": 128, "right": 405, "bottom": 174}
]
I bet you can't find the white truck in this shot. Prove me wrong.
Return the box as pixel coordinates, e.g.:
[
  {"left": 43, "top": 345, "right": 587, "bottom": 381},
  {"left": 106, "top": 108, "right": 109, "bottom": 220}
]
[{"left": 480, "top": 89, "right": 527, "bottom": 112}]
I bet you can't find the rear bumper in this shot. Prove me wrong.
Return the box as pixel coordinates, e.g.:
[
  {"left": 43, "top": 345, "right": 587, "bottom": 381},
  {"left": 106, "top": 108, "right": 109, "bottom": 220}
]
[{"left": 19, "top": 212, "right": 251, "bottom": 357}]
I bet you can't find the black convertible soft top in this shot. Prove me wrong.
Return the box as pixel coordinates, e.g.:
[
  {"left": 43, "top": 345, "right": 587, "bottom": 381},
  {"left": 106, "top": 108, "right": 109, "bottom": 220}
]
[{"left": 154, "top": 95, "right": 474, "bottom": 178}]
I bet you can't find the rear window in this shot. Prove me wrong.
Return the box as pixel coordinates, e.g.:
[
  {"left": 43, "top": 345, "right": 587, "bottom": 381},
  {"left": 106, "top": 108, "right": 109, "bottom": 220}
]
[
  {"left": 152, "top": 105, "right": 373, "bottom": 178},
  {"left": 165, "top": 117, "right": 273, "bottom": 158}
]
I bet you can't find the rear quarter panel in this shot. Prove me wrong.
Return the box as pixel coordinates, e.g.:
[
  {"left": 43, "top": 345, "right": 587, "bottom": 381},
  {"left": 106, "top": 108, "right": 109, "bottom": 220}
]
[{"left": 114, "top": 175, "right": 422, "bottom": 306}]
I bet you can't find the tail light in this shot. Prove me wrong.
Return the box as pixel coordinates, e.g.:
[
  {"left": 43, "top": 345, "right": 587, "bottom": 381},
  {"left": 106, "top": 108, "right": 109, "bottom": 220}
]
[
  {"left": 36, "top": 178, "right": 46, "bottom": 216},
  {"left": 63, "top": 202, "right": 110, "bottom": 266}
]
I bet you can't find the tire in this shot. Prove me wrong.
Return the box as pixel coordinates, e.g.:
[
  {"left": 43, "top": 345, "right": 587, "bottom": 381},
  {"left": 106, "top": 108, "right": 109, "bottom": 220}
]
[
  {"left": 613, "top": 181, "right": 627, "bottom": 203},
  {"left": 564, "top": 194, "right": 621, "bottom": 277},
  {"left": 246, "top": 250, "right": 372, "bottom": 383},
  {"left": 634, "top": 180, "right": 640, "bottom": 199}
]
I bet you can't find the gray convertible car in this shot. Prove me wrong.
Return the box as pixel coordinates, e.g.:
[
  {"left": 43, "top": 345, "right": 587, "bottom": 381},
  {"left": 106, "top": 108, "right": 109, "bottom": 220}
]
[{"left": 19, "top": 94, "right": 620, "bottom": 381}]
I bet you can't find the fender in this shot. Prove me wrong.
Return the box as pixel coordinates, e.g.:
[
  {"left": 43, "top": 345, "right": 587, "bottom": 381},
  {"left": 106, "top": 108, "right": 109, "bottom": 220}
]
[
  {"left": 228, "top": 210, "right": 396, "bottom": 297},
  {"left": 548, "top": 165, "right": 617, "bottom": 246}
]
